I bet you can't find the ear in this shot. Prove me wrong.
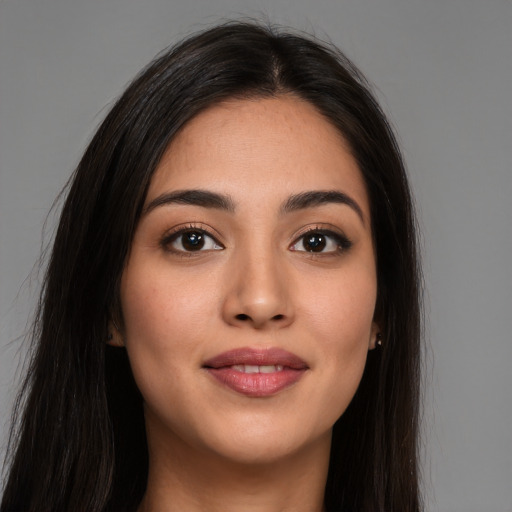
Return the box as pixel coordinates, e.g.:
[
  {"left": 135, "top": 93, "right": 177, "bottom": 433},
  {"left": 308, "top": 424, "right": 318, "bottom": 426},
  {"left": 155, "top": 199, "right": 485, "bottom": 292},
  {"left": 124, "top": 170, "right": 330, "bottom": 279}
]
[
  {"left": 107, "top": 319, "right": 125, "bottom": 347},
  {"left": 368, "top": 321, "right": 382, "bottom": 350}
]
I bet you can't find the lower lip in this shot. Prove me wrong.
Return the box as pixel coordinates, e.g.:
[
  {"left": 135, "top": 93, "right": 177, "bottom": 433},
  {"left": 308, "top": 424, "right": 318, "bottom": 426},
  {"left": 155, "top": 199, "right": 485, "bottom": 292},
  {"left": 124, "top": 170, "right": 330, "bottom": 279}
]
[{"left": 205, "top": 367, "right": 306, "bottom": 397}]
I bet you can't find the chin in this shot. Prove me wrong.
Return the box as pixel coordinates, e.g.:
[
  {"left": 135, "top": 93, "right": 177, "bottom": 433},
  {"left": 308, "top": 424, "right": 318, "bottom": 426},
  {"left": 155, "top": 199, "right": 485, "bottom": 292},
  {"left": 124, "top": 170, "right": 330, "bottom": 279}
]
[{"left": 191, "top": 414, "right": 333, "bottom": 467}]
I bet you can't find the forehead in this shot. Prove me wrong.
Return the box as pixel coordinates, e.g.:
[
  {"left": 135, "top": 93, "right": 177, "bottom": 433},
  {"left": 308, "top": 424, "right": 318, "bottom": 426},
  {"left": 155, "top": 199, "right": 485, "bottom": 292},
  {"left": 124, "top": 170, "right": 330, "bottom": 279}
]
[{"left": 147, "top": 95, "right": 370, "bottom": 220}]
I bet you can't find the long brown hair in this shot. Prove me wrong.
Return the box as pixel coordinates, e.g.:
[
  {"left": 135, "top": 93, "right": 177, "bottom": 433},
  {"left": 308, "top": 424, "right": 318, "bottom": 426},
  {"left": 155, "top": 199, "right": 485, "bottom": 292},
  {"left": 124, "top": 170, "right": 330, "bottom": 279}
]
[{"left": 1, "top": 21, "right": 422, "bottom": 512}]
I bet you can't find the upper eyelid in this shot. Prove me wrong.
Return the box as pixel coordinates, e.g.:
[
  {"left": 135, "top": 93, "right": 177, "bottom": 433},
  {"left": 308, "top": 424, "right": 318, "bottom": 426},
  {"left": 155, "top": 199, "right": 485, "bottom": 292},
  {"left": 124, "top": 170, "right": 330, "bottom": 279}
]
[
  {"left": 162, "top": 223, "right": 223, "bottom": 243},
  {"left": 290, "top": 224, "right": 348, "bottom": 241},
  {"left": 294, "top": 231, "right": 343, "bottom": 241}
]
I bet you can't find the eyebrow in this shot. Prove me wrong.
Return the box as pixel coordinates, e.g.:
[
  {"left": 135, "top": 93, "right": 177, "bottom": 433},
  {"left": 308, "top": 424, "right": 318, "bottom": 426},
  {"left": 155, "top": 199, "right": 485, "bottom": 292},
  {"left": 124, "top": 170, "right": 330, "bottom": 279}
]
[
  {"left": 144, "top": 188, "right": 364, "bottom": 223},
  {"left": 144, "top": 189, "right": 236, "bottom": 215},
  {"left": 280, "top": 190, "right": 365, "bottom": 223}
]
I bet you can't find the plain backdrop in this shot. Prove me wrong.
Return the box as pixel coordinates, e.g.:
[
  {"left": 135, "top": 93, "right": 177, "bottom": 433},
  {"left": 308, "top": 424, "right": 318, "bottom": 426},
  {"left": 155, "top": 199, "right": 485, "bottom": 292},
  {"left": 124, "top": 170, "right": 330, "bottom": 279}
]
[{"left": 1, "top": 1, "right": 511, "bottom": 510}]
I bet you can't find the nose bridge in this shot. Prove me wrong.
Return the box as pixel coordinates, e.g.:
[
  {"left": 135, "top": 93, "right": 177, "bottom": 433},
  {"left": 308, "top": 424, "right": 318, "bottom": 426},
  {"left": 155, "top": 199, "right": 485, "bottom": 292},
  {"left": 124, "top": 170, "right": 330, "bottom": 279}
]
[{"left": 223, "top": 237, "right": 293, "bottom": 329}]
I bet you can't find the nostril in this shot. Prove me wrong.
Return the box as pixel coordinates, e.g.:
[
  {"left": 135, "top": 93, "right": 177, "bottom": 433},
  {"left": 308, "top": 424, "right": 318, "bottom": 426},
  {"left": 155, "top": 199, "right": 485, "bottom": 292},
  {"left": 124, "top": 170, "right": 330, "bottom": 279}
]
[{"left": 235, "top": 313, "right": 285, "bottom": 322}]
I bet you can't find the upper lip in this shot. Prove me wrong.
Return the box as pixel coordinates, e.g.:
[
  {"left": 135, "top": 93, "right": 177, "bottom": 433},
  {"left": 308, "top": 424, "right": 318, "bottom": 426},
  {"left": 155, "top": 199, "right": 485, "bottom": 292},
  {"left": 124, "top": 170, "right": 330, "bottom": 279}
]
[{"left": 203, "top": 347, "right": 308, "bottom": 369}]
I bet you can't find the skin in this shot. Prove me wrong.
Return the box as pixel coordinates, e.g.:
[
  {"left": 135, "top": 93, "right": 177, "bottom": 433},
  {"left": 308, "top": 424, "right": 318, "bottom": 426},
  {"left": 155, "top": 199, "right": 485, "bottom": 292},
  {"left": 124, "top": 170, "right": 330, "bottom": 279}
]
[{"left": 112, "top": 95, "right": 379, "bottom": 512}]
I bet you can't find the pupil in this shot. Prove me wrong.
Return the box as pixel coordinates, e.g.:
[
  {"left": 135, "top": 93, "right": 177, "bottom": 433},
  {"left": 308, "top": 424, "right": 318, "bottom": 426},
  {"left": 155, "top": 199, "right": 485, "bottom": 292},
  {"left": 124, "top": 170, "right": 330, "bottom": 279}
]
[
  {"left": 304, "top": 234, "right": 326, "bottom": 252},
  {"left": 183, "top": 232, "right": 204, "bottom": 251}
]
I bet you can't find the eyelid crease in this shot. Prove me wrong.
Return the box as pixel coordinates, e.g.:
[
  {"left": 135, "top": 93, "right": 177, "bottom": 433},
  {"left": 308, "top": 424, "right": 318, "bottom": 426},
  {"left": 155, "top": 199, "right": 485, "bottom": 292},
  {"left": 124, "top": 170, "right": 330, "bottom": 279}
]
[
  {"left": 162, "top": 222, "right": 223, "bottom": 241},
  {"left": 290, "top": 223, "right": 350, "bottom": 242}
]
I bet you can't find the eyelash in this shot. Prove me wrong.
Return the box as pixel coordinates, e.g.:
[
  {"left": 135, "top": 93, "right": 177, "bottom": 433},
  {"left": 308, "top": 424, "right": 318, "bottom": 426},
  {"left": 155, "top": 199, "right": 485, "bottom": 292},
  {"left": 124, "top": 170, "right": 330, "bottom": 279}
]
[
  {"left": 289, "top": 227, "right": 352, "bottom": 255},
  {"left": 160, "top": 223, "right": 223, "bottom": 257},
  {"left": 160, "top": 224, "right": 352, "bottom": 257}
]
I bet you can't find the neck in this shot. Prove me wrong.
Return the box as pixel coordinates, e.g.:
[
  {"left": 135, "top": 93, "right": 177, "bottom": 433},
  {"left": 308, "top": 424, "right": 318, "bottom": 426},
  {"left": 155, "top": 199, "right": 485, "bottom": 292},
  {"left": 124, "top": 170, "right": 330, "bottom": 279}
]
[{"left": 138, "top": 427, "right": 331, "bottom": 512}]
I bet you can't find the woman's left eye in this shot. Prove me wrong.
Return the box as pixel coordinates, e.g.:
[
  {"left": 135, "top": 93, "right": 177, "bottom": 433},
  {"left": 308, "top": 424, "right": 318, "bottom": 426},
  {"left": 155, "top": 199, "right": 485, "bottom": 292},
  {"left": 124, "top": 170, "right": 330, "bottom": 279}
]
[
  {"left": 290, "top": 230, "right": 351, "bottom": 254},
  {"left": 163, "top": 229, "right": 223, "bottom": 253}
]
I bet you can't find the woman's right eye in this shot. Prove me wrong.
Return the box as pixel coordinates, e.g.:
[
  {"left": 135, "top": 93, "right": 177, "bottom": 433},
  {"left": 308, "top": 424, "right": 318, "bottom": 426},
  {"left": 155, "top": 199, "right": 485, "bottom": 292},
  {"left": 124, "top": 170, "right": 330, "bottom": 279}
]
[{"left": 163, "top": 229, "right": 223, "bottom": 253}]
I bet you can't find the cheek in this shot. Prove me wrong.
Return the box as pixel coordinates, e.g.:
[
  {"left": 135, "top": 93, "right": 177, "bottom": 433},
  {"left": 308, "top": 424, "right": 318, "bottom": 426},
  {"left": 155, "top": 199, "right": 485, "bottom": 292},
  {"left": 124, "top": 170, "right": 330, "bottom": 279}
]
[
  {"left": 121, "top": 261, "right": 218, "bottom": 343},
  {"left": 301, "top": 264, "right": 377, "bottom": 348},
  {"left": 119, "top": 267, "right": 213, "bottom": 430},
  {"left": 297, "top": 264, "right": 377, "bottom": 412},
  {"left": 119, "top": 264, "right": 202, "bottom": 381}
]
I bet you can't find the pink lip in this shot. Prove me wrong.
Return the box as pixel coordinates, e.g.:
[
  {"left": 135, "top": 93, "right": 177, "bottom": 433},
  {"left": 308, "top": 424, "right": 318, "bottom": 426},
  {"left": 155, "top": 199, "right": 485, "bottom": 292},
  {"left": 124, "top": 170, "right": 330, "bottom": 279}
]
[{"left": 203, "top": 347, "right": 308, "bottom": 397}]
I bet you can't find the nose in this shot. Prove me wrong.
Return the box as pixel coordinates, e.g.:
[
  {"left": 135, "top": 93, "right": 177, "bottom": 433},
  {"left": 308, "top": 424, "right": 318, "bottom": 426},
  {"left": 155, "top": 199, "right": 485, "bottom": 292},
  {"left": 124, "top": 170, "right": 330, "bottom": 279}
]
[{"left": 221, "top": 249, "right": 295, "bottom": 330}]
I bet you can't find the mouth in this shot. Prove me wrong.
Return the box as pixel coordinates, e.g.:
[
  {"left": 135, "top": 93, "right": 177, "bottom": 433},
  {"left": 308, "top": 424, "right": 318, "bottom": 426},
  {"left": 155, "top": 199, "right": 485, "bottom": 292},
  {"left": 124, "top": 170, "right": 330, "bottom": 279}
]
[{"left": 203, "top": 347, "right": 308, "bottom": 397}]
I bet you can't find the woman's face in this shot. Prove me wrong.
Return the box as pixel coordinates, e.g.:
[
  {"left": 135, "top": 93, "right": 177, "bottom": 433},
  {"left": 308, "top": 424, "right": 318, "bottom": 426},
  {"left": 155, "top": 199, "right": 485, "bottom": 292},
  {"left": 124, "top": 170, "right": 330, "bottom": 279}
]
[{"left": 118, "top": 95, "right": 379, "bottom": 465}]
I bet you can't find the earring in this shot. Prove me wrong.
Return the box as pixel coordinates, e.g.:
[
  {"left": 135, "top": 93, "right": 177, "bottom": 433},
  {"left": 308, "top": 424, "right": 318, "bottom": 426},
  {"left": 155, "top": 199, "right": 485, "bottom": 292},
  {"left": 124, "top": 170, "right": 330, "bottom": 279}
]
[
  {"left": 107, "top": 333, "right": 113, "bottom": 341},
  {"left": 376, "top": 333, "right": 383, "bottom": 347}
]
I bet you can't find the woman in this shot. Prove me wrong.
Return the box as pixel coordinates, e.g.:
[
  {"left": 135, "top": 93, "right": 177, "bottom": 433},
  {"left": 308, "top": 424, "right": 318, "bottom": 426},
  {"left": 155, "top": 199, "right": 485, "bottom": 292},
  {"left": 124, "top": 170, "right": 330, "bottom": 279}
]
[{"left": 1, "top": 21, "right": 422, "bottom": 512}]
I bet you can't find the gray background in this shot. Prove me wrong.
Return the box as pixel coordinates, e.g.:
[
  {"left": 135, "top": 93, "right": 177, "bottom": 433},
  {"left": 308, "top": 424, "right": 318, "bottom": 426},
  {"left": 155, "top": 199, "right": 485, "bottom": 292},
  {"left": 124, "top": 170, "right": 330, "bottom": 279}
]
[{"left": 1, "top": 0, "right": 511, "bottom": 510}]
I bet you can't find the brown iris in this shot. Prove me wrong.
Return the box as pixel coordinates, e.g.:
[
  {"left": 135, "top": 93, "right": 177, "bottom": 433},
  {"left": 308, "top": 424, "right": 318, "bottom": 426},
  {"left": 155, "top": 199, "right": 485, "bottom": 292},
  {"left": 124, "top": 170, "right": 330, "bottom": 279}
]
[
  {"left": 303, "top": 233, "right": 327, "bottom": 252},
  {"left": 181, "top": 231, "right": 205, "bottom": 251}
]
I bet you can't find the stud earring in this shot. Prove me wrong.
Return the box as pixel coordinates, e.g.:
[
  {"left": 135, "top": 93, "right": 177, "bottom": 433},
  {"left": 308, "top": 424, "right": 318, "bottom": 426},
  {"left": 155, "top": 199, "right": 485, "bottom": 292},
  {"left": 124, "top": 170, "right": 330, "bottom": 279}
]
[
  {"left": 107, "top": 333, "right": 113, "bottom": 341},
  {"left": 376, "top": 333, "right": 383, "bottom": 347}
]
